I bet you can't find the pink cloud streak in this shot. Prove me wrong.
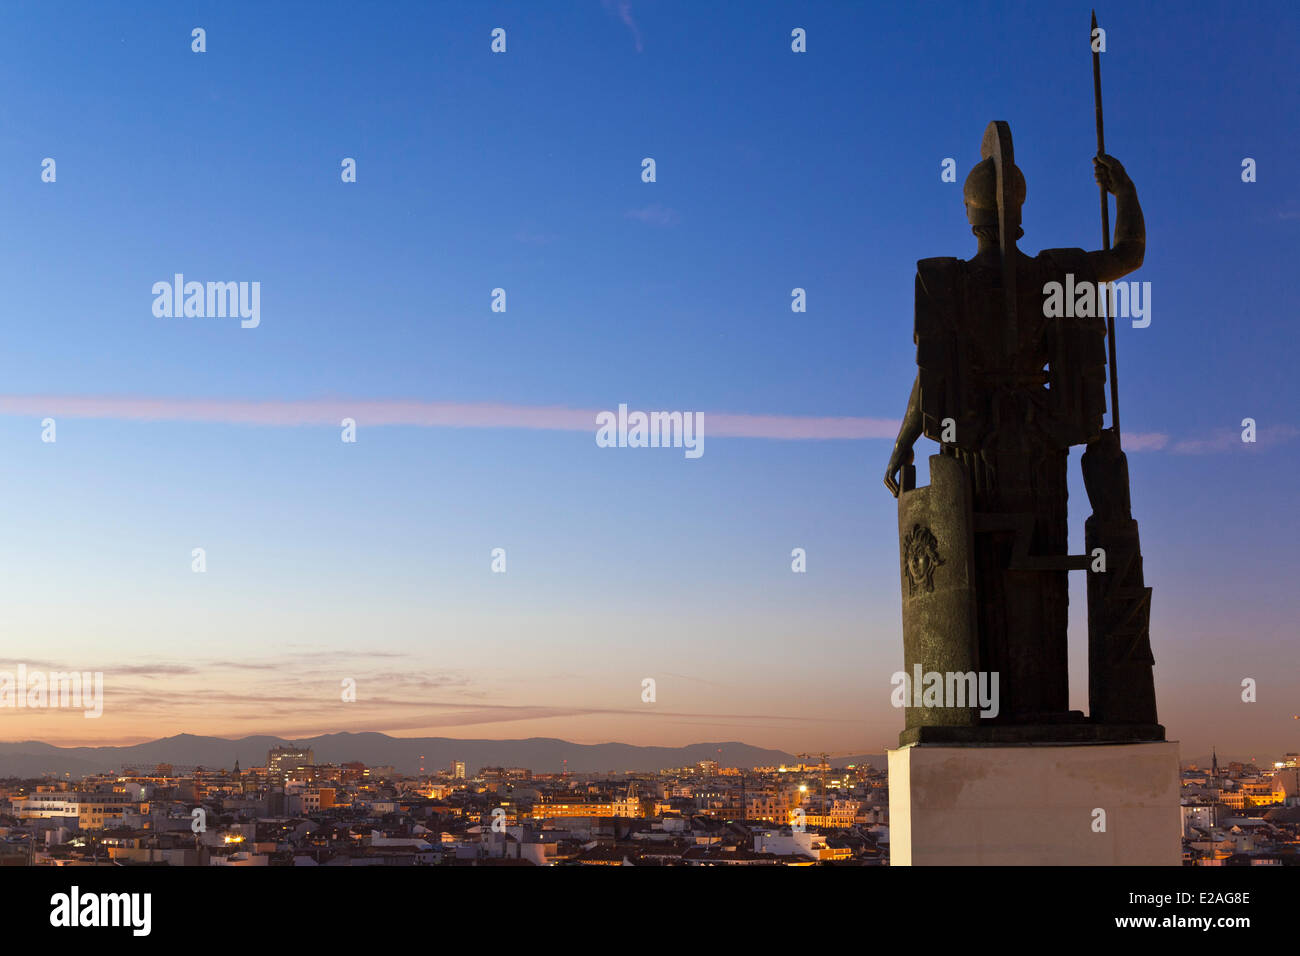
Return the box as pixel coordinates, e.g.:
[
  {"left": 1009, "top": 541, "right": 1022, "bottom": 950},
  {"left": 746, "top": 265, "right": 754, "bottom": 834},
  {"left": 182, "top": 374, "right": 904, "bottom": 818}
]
[
  {"left": 0, "top": 395, "right": 1265, "bottom": 451},
  {"left": 0, "top": 394, "right": 897, "bottom": 441}
]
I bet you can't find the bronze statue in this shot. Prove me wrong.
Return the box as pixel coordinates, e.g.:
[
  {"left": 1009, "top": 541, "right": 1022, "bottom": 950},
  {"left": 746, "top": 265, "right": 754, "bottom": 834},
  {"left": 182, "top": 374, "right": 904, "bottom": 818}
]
[{"left": 883, "top": 118, "right": 1162, "bottom": 744}]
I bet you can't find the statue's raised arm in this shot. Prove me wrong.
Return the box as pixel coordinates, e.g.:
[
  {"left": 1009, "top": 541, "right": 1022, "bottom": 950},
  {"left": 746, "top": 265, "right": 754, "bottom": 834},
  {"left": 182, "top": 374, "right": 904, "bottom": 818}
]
[{"left": 1085, "top": 154, "right": 1145, "bottom": 282}]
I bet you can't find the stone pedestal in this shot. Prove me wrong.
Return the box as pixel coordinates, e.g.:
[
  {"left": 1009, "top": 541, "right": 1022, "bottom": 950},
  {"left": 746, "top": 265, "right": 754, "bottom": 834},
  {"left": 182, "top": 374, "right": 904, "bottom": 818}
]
[{"left": 888, "top": 740, "right": 1181, "bottom": 865}]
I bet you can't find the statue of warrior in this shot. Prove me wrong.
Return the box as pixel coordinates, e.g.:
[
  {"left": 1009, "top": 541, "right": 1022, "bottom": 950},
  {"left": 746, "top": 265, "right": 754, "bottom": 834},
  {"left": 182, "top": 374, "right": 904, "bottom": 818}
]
[{"left": 884, "top": 121, "right": 1159, "bottom": 734}]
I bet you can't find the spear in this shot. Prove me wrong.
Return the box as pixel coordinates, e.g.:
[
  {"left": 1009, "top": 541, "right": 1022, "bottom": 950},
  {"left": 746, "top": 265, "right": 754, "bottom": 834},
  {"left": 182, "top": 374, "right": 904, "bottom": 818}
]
[{"left": 1092, "top": 9, "right": 1120, "bottom": 445}]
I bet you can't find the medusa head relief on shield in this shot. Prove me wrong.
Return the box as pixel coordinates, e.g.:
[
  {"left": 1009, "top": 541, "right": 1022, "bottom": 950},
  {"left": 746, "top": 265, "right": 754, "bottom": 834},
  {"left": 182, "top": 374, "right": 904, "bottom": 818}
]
[{"left": 902, "top": 523, "right": 944, "bottom": 596}]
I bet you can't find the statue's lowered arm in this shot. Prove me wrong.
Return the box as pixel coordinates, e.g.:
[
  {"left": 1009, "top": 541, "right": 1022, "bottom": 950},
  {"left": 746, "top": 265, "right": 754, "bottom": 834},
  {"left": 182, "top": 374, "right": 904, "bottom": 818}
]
[{"left": 884, "top": 376, "right": 923, "bottom": 497}]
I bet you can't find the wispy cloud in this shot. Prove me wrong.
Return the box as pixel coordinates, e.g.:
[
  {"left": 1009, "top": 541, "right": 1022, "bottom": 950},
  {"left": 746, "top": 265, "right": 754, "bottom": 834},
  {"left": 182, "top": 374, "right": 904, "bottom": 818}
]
[
  {"left": 1171, "top": 423, "right": 1299, "bottom": 454},
  {"left": 1, "top": 394, "right": 1291, "bottom": 452},
  {"left": 0, "top": 394, "right": 896, "bottom": 441},
  {"left": 233, "top": 701, "right": 853, "bottom": 740},
  {"left": 1124, "top": 431, "right": 1170, "bottom": 451},
  {"left": 602, "top": 0, "right": 643, "bottom": 52},
  {"left": 626, "top": 202, "right": 679, "bottom": 226}
]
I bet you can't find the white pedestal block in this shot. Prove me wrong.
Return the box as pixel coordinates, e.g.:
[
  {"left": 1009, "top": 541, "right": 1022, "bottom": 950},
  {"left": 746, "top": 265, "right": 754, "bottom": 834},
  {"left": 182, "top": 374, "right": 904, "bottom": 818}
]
[{"left": 888, "top": 741, "right": 1181, "bottom": 865}]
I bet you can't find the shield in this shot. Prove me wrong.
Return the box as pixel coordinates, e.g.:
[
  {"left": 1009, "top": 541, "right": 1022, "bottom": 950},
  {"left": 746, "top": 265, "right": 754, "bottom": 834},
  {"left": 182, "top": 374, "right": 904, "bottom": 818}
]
[{"left": 897, "top": 454, "right": 980, "bottom": 736}]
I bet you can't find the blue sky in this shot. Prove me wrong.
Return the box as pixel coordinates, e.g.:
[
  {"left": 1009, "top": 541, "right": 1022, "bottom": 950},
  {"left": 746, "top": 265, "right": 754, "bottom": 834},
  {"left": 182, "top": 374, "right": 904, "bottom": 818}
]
[{"left": 0, "top": 0, "right": 1296, "bottom": 760}]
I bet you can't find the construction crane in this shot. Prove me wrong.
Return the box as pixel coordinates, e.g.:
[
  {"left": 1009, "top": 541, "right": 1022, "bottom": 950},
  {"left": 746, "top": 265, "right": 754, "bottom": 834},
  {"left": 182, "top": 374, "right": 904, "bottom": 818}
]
[
  {"left": 791, "top": 752, "right": 825, "bottom": 814},
  {"left": 795, "top": 751, "right": 875, "bottom": 814}
]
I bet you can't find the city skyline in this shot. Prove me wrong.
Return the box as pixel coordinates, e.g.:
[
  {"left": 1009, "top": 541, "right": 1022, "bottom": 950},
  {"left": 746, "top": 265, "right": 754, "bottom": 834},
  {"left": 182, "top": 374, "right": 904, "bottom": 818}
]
[
  {"left": 0, "top": 726, "right": 1287, "bottom": 778},
  {"left": 4, "top": 740, "right": 1295, "bottom": 869}
]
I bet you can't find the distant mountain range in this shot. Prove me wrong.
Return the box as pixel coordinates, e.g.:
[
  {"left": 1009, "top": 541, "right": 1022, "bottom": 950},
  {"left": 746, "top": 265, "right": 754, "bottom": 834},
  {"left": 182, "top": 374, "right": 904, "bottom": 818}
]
[{"left": 0, "top": 733, "right": 886, "bottom": 778}]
